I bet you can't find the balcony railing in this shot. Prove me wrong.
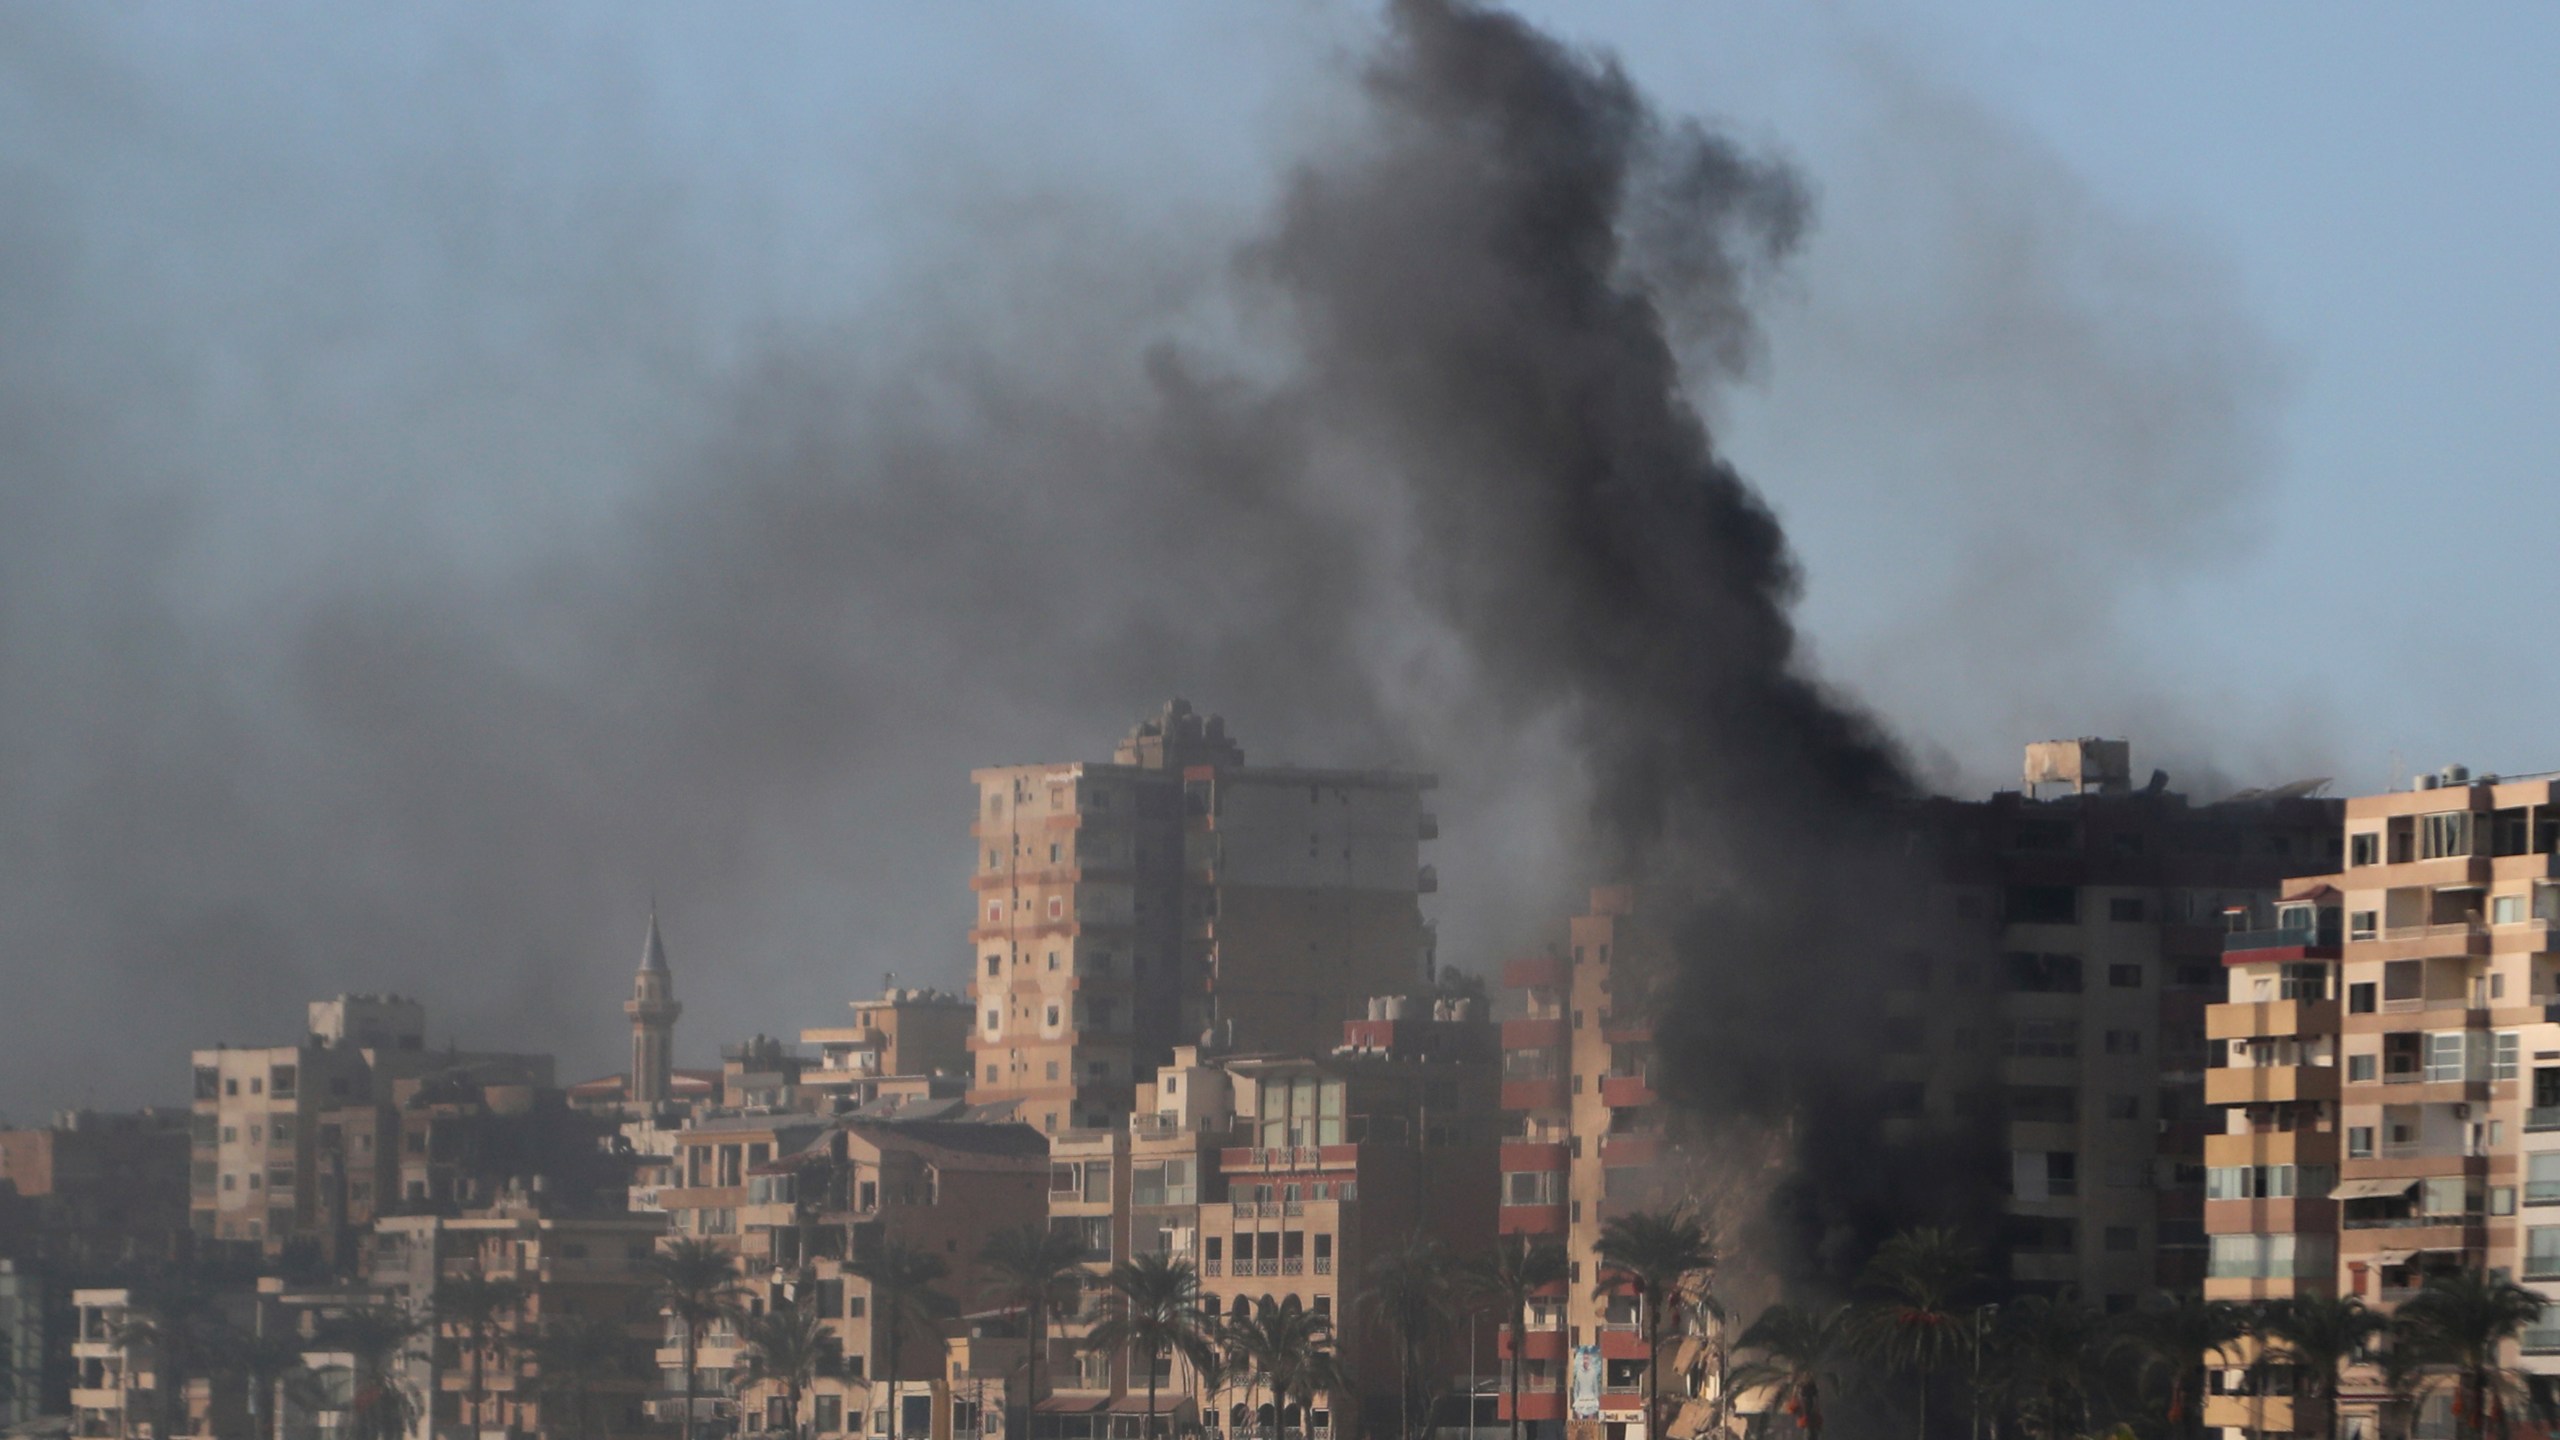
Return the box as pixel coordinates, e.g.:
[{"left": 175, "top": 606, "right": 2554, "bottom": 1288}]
[
  {"left": 2529, "top": 1107, "right": 2560, "bottom": 1132},
  {"left": 2525, "top": 1328, "right": 2560, "bottom": 1355},
  {"left": 1255, "top": 1259, "right": 1279, "bottom": 1277},
  {"left": 2225, "top": 925, "right": 2338, "bottom": 954},
  {"left": 1282, "top": 1258, "right": 1303, "bottom": 1276},
  {"left": 1313, "top": 1257, "right": 1331, "bottom": 1275},
  {"left": 2528, "top": 1184, "right": 2560, "bottom": 1207},
  {"left": 2345, "top": 1213, "right": 2481, "bottom": 1230}
]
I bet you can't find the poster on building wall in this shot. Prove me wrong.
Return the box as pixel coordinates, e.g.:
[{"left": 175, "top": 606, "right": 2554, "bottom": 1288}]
[{"left": 1570, "top": 1346, "right": 1602, "bottom": 1420}]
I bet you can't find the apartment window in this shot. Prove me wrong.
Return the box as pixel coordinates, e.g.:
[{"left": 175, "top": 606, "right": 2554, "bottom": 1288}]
[
  {"left": 2349, "top": 1054, "right": 2378, "bottom": 1082},
  {"left": 2005, "top": 886, "right": 2079, "bottom": 925},
  {"left": 2349, "top": 982, "right": 2378, "bottom": 1014},
  {"left": 2351, "top": 832, "right": 2380, "bottom": 867},
  {"left": 2528, "top": 1228, "right": 2560, "bottom": 1280},
  {"left": 1503, "top": 1171, "right": 1564, "bottom": 1207},
  {"left": 2530, "top": 1153, "right": 2560, "bottom": 1206},
  {"left": 1045, "top": 1005, "right": 1060, "bottom": 1027},
  {"left": 2107, "top": 898, "right": 2147, "bottom": 923},
  {"left": 2006, "top": 1086, "right": 2076, "bottom": 1124},
  {"left": 2047, "top": 1152, "right": 2079, "bottom": 1197},
  {"left": 2108, "top": 963, "right": 2143, "bottom": 989},
  {"left": 2497, "top": 895, "right": 2528, "bottom": 925},
  {"left": 2422, "top": 811, "right": 2476, "bottom": 860},
  {"left": 985, "top": 955, "right": 1000, "bottom": 977},
  {"left": 2498, "top": 1033, "right": 2523, "bottom": 1082},
  {"left": 1046, "top": 1062, "right": 1060, "bottom": 1081},
  {"left": 2104, "top": 1030, "right": 2143, "bottom": 1056},
  {"left": 2349, "top": 1127, "right": 2375, "bottom": 1158},
  {"left": 2001, "top": 1020, "right": 2080, "bottom": 1059},
  {"left": 2538, "top": 883, "right": 2560, "bottom": 923},
  {"left": 2005, "top": 952, "right": 2084, "bottom": 993},
  {"left": 2105, "top": 1094, "right": 2140, "bottom": 1121}
]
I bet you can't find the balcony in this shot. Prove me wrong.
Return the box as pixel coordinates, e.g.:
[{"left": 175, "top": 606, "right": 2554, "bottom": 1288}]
[
  {"left": 2204, "top": 1065, "right": 2341, "bottom": 1106},
  {"left": 2207, "top": 999, "right": 2340, "bottom": 1042},
  {"left": 2372, "top": 922, "right": 2491, "bottom": 961},
  {"left": 1499, "top": 1203, "right": 1568, "bottom": 1236},
  {"left": 1599, "top": 1073, "right": 1658, "bottom": 1108},
  {"left": 1500, "top": 1142, "right": 1569, "bottom": 1172},
  {"left": 1502, "top": 1078, "right": 1569, "bottom": 1112},
  {"left": 1599, "top": 1133, "right": 1661, "bottom": 1167},
  {"left": 1502, "top": 1018, "right": 1566, "bottom": 1049},
  {"left": 1503, "top": 955, "right": 1567, "bottom": 992},
  {"left": 2225, "top": 924, "right": 2342, "bottom": 959}
]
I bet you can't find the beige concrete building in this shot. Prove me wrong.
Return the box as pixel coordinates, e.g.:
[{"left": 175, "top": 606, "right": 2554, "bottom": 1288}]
[
  {"left": 967, "top": 701, "right": 1436, "bottom": 1133},
  {"left": 645, "top": 1112, "right": 1049, "bottom": 1440},
  {"left": 369, "top": 1206, "right": 670, "bottom": 1440},
  {"left": 799, "top": 988, "right": 973, "bottom": 1111},
  {"left": 1035, "top": 998, "right": 1497, "bottom": 1440},
  {"left": 189, "top": 996, "right": 554, "bottom": 1258},
  {"left": 2199, "top": 766, "right": 2560, "bottom": 1440}
]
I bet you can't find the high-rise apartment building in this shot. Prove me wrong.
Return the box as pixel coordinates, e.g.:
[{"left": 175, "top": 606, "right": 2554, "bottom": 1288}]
[
  {"left": 2202, "top": 766, "right": 2560, "bottom": 1440},
  {"left": 1911, "top": 743, "right": 2341, "bottom": 1309},
  {"left": 967, "top": 701, "right": 1436, "bottom": 1133},
  {"left": 1496, "top": 887, "right": 1688, "bottom": 1440},
  {"left": 1499, "top": 743, "right": 2345, "bottom": 1439}
]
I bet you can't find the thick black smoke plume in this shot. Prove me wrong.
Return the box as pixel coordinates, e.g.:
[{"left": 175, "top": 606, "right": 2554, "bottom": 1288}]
[{"left": 1259, "top": 0, "right": 1999, "bottom": 1277}]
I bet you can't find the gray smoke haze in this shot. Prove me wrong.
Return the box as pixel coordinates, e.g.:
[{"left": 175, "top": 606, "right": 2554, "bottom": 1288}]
[{"left": 0, "top": 0, "right": 2289, "bottom": 1159}]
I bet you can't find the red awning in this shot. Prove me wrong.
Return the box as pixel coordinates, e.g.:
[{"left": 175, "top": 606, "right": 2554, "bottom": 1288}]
[
  {"left": 1106, "top": 1397, "right": 1190, "bottom": 1415},
  {"left": 1035, "top": 1398, "right": 1111, "bottom": 1414}
]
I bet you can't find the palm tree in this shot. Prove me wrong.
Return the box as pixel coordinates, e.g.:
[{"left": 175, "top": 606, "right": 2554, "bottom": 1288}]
[
  {"left": 1595, "top": 1209, "right": 1717, "bottom": 1440},
  {"left": 116, "top": 1273, "right": 223, "bottom": 1440},
  {"left": 2393, "top": 1270, "right": 2547, "bottom": 1440},
  {"left": 852, "top": 1240, "right": 957, "bottom": 1440},
  {"left": 1849, "top": 1228, "right": 1980, "bottom": 1440},
  {"left": 2111, "top": 1294, "right": 2248, "bottom": 1440},
  {"left": 1983, "top": 1297, "right": 2102, "bottom": 1440},
  {"left": 1459, "top": 1238, "right": 1569, "bottom": 1440},
  {"left": 2263, "top": 1296, "right": 2385, "bottom": 1440},
  {"left": 1359, "top": 1237, "right": 1456, "bottom": 1440},
  {"left": 1729, "top": 1303, "right": 1848, "bottom": 1440},
  {"left": 317, "top": 1306, "right": 429, "bottom": 1440},
  {"left": 219, "top": 1326, "right": 312, "bottom": 1440},
  {"left": 1223, "top": 1303, "right": 1348, "bottom": 1440},
  {"left": 436, "top": 1274, "right": 527, "bottom": 1435},
  {"left": 642, "top": 1239, "right": 743, "bottom": 1440},
  {"left": 736, "top": 1298, "right": 840, "bottom": 1440},
  {"left": 980, "top": 1224, "right": 1088, "bottom": 1440},
  {"left": 527, "top": 1314, "right": 651, "bottom": 1440},
  {"left": 1087, "top": 1255, "right": 1216, "bottom": 1440}
]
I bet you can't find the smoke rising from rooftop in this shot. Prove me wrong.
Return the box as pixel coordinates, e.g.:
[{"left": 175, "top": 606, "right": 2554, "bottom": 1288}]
[{"left": 0, "top": 0, "right": 2287, "bottom": 1244}]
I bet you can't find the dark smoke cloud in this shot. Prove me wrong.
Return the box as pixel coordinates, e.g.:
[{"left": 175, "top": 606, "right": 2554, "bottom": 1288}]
[{"left": 0, "top": 0, "right": 2277, "bottom": 1280}]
